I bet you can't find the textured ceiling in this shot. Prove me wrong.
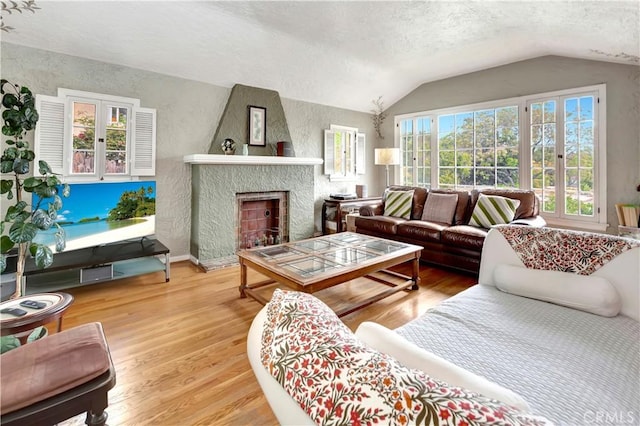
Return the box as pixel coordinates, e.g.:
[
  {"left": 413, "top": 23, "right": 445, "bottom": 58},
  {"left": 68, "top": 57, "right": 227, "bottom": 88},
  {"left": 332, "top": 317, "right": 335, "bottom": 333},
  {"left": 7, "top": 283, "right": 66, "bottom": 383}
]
[{"left": 2, "top": 1, "right": 639, "bottom": 112}]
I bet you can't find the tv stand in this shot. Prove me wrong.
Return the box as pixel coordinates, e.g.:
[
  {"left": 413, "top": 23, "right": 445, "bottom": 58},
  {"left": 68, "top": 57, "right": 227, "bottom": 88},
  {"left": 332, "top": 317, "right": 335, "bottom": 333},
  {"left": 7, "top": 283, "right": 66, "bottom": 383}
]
[{"left": 20, "top": 238, "right": 170, "bottom": 295}]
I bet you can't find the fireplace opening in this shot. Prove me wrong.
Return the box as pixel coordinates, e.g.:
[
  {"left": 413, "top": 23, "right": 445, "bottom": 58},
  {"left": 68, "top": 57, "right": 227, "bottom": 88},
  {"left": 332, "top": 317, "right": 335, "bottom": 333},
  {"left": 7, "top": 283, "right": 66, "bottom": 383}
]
[{"left": 236, "top": 191, "right": 288, "bottom": 251}]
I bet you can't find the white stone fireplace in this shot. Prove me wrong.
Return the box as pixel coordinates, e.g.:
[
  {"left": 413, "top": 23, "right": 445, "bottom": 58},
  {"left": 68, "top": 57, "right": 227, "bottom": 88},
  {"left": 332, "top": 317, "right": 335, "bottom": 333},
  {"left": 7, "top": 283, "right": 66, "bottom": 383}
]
[{"left": 184, "top": 154, "right": 322, "bottom": 264}]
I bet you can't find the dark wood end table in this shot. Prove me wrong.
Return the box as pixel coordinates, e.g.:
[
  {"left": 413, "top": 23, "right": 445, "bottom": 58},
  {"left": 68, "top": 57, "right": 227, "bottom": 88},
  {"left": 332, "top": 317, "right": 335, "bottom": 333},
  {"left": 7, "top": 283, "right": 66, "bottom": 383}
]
[{"left": 0, "top": 292, "right": 74, "bottom": 344}]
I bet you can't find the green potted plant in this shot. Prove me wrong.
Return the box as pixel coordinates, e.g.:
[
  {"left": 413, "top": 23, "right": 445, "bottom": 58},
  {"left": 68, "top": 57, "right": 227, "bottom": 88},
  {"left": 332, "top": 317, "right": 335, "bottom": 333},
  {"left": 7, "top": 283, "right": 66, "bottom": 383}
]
[{"left": 0, "top": 79, "right": 69, "bottom": 299}]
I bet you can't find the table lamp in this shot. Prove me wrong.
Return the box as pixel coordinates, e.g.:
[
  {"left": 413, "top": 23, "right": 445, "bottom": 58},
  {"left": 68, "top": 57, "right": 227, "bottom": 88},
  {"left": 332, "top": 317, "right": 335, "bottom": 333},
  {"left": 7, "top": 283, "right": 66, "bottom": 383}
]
[{"left": 374, "top": 148, "right": 400, "bottom": 188}]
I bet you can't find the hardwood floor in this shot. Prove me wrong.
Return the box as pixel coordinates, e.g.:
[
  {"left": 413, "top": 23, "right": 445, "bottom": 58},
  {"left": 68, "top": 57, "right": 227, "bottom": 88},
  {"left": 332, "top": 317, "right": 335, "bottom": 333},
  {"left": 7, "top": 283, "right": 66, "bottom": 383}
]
[{"left": 52, "top": 260, "right": 476, "bottom": 425}]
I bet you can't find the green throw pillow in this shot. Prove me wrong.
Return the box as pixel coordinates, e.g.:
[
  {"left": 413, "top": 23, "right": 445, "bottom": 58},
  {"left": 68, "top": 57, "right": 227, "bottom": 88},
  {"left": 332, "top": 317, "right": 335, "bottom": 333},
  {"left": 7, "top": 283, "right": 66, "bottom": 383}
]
[
  {"left": 383, "top": 190, "right": 414, "bottom": 219},
  {"left": 469, "top": 194, "right": 521, "bottom": 228}
]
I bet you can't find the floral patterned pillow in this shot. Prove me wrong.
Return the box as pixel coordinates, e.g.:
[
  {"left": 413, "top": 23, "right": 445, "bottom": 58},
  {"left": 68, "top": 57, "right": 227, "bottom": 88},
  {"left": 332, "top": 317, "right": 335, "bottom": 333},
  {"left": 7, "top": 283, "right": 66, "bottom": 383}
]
[{"left": 260, "top": 289, "right": 552, "bottom": 426}]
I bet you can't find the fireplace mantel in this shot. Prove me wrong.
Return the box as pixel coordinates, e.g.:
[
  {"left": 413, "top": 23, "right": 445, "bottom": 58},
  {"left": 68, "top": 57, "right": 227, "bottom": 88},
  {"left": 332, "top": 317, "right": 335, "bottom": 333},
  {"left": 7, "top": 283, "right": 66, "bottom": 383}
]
[{"left": 183, "top": 154, "right": 323, "bottom": 166}]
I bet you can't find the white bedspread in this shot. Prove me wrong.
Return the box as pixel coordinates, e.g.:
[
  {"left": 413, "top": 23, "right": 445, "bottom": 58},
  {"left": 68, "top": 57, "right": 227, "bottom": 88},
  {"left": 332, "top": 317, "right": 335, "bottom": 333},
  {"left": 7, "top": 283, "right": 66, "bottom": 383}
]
[{"left": 395, "top": 284, "right": 640, "bottom": 426}]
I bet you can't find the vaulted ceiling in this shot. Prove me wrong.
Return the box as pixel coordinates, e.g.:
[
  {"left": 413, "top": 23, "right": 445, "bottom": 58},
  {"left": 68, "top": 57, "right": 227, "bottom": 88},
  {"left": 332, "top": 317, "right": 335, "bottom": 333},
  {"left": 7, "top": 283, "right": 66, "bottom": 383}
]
[{"left": 3, "top": 1, "right": 639, "bottom": 112}]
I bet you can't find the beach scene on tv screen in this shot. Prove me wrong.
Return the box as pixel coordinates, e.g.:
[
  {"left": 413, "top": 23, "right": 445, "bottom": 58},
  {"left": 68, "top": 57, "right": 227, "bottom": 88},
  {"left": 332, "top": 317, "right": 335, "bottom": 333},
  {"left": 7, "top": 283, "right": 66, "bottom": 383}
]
[{"left": 33, "top": 181, "right": 156, "bottom": 252}]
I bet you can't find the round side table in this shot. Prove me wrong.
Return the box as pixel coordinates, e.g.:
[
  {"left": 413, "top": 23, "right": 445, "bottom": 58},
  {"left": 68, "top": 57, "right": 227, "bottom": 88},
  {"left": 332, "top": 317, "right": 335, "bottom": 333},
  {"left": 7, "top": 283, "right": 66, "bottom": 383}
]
[{"left": 0, "top": 292, "right": 74, "bottom": 344}]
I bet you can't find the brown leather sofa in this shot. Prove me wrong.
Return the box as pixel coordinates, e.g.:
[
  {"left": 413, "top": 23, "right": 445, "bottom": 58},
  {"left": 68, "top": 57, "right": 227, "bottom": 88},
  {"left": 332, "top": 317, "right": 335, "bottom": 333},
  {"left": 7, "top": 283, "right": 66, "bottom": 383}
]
[{"left": 355, "top": 186, "right": 546, "bottom": 274}]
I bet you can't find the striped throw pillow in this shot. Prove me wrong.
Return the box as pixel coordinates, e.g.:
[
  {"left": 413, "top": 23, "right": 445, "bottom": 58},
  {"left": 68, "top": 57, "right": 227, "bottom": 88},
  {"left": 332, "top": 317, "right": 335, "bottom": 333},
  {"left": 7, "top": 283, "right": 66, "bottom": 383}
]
[
  {"left": 469, "top": 194, "right": 521, "bottom": 228},
  {"left": 383, "top": 190, "right": 414, "bottom": 219}
]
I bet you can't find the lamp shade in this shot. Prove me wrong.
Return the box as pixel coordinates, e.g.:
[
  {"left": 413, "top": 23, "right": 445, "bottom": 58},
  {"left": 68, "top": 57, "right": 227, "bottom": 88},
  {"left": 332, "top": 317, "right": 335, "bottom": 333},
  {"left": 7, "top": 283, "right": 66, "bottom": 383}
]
[{"left": 374, "top": 148, "right": 400, "bottom": 166}]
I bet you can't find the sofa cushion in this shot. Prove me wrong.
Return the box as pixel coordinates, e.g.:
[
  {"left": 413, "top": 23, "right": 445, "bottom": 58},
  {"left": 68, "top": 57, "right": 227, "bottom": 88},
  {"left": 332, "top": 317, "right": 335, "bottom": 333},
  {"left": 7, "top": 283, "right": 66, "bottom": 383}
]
[
  {"left": 421, "top": 192, "right": 458, "bottom": 224},
  {"left": 385, "top": 185, "right": 428, "bottom": 220},
  {"left": 494, "top": 264, "right": 621, "bottom": 317},
  {"left": 469, "top": 194, "right": 521, "bottom": 228},
  {"left": 355, "top": 215, "right": 406, "bottom": 235},
  {"left": 1, "top": 322, "right": 110, "bottom": 414},
  {"left": 475, "top": 189, "right": 538, "bottom": 219},
  {"left": 261, "top": 289, "right": 549, "bottom": 425},
  {"left": 397, "top": 221, "right": 447, "bottom": 242},
  {"left": 441, "top": 225, "right": 488, "bottom": 250},
  {"left": 383, "top": 189, "right": 414, "bottom": 219},
  {"left": 430, "top": 189, "right": 472, "bottom": 225}
]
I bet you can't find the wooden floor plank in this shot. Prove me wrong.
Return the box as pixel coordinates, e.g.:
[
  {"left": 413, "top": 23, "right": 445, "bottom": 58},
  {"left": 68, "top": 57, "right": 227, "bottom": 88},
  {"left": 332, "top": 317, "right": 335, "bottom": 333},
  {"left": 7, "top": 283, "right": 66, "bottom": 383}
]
[{"left": 49, "top": 260, "right": 475, "bottom": 425}]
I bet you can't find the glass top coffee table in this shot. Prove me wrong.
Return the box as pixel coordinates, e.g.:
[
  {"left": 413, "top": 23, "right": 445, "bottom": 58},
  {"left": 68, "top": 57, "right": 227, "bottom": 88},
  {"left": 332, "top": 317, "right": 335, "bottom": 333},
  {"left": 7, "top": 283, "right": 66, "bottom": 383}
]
[{"left": 238, "top": 232, "right": 422, "bottom": 317}]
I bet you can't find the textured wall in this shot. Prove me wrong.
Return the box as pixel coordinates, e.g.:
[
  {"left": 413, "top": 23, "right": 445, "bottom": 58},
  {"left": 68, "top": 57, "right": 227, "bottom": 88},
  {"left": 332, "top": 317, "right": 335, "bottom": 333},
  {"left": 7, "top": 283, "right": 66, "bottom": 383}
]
[
  {"left": 1, "top": 42, "right": 378, "bottom": 259},
  {"left": 1, "top": 43, "right": 228, "bottom": 258},
  {"left": 209, "top": 84, "right": 292, "bottom": 156},
  {"left": 281, "top": 98, "right": 382, "bottom": 230},
  {"left": 381, "top": 55, "right": 640, "bottom": 232},
  {"left": 191, "top": 164, "right": 315, "bottom": 261}
]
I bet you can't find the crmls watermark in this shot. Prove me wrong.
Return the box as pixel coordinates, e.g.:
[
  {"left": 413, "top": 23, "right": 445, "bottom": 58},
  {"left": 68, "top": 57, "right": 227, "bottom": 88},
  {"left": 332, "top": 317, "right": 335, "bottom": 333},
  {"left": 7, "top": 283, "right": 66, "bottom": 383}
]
[{"left": 583, "top": 410, "right": 636, "bottom": 425}]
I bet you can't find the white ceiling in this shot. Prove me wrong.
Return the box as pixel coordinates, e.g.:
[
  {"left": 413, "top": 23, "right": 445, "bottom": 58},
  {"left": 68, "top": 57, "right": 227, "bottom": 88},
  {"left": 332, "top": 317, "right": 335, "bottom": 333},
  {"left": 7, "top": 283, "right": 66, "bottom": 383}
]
[{"left": 2, "top": 1, "right": 639, "bottom": 112}]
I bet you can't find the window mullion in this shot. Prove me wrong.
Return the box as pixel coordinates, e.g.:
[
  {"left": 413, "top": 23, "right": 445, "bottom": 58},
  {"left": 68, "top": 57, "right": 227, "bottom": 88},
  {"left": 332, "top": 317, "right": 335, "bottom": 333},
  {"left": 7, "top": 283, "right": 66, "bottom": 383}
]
[
  {"left": 96, "top": 101, "right": 109, "bottom": 179},
  {"left": 413, "top": 117, "right": 419, "bottom": 185},
  {"left": 556, "top": 97, "right": 566, "bottom": 219},
  {"left": 431, "top": 117, "right": 437, "bottom": 189},
  {"left": 519, "top": 100, "right": 530, "bottom": 190}
]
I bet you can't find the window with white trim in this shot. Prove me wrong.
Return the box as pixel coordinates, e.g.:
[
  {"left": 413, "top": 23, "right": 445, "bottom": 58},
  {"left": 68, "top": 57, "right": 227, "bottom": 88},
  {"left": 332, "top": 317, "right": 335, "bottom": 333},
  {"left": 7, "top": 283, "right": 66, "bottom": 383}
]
[
  {"left": 437, "top": 106, "right": 519, "bottom": 189},
  {"left": 399, "top": 117, "right": 431, "bottom": 187},
  {"left": 34, "top": 89, "right": 156, "bottom": 180},
  {"left": 528, "top": 91, "right": 599, "bottom": 222},
  {"left": 395, "top": 84, "right": 606, "bottom": 230},
  {"left": 323, "top": 124, "right": 365, "bottom": 181}
]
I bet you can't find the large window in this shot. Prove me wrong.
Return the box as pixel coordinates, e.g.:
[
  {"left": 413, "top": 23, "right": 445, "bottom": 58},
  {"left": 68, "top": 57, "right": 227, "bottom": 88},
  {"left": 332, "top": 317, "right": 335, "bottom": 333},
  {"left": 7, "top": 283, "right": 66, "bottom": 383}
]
[
  {"left": 529, "top": 92, "right": 598, "bottom": 221},
  {"left": 399, "top": 117, "right": 431, "bottom": 186},
  {"left": 395, "top": 85, "right": 606, "bottom": 230},
  {"left": 437, "top": 106, "right": 519, "bottom": 189},
  {"left": 35, "top": 89, "right": 156, "bottom": 180}
]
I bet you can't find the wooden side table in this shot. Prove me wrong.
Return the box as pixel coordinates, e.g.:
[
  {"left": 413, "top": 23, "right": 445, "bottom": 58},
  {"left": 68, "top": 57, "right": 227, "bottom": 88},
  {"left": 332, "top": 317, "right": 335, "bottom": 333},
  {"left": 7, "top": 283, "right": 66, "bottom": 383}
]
[
  {"left": 322, "top": 197, "right": 382, "bottom": 234},
  {"left": 0, "top": 292, "right": 74, "bottom": 344}
]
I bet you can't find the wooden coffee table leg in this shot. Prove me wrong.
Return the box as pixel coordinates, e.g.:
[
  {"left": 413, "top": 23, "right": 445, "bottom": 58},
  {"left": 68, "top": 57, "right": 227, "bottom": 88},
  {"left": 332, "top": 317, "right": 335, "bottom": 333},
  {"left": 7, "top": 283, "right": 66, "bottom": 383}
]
[
  {"left": 239, "top": 259, "right": 248, "bottom": 298},
  {"left": 411, "top": 254, "right": 421, "bottom": 290}
]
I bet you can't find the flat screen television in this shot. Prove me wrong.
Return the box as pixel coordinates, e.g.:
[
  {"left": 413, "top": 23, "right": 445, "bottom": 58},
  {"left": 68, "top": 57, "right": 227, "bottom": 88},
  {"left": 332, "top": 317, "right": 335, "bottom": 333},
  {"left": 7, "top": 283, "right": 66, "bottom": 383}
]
[{"left": 32, "top": 181, "right": 156, "bottom": 253}]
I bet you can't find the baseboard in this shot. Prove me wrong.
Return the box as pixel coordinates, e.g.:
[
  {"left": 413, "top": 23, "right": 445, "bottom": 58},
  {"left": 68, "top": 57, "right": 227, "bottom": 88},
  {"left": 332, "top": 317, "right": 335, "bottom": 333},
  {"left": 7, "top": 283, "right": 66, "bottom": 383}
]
[{"left": 169, "top": 254, "right": 191, "bottom": 263}]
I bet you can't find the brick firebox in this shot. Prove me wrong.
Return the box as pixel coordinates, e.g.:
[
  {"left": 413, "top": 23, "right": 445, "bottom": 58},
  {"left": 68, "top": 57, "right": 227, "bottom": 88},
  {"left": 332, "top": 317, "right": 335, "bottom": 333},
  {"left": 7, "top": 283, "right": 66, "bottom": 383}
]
[{"left": 236, "top": 191, "right": 288, "bottom": 251}]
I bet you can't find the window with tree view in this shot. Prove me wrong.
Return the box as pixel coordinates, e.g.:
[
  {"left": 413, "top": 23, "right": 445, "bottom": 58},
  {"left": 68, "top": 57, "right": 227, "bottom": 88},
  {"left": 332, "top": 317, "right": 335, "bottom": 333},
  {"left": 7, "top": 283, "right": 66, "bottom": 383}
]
[
  {"left": 106, "top": 106, "right": 128, "bottom": 174},
  {"left": 396, "top": 84, "right": 605, "bottom": 228},
  {"left": 71, "top": 100, "right": 130, "bottom": 176},
  {"left": 323, "top": 124, "right": 365, "bottom": 180},
  {"left": 35, "top": 88, "right": 156, "bottom": 180},
  {"left": 530, "top": 94, "right": 596, "bottom": 219},
  {"left": 399, "top": 117, "right": 431, "bottom": 186},
  {"left": 72, "top": 102, "right": 96, "bottom": 174},
  {"left": 438, "top": 106, "right": 518, "bottom": 189}
]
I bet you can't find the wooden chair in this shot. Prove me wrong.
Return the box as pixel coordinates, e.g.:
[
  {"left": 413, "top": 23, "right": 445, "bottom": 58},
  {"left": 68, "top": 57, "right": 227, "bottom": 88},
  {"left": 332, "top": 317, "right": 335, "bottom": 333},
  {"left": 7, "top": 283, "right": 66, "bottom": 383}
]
[{"left": 1, "top": 322, "right": 116, "bottom": 426}]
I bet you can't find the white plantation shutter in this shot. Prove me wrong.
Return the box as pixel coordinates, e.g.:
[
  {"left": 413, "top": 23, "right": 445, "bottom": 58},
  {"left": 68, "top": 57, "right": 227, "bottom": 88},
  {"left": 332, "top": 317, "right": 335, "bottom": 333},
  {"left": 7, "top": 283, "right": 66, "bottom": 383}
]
[
  {"left": 355, "top": 132, "right": 366, "bottom": 175},
  {"left": 34, "top": 95, "right": 66, "bottom": 176},
  {"left": 324, "top": 129, "right": 336, "bottom": 175},
  {"left": 131, "top": 107, "right": 156, "bottom": 176}
]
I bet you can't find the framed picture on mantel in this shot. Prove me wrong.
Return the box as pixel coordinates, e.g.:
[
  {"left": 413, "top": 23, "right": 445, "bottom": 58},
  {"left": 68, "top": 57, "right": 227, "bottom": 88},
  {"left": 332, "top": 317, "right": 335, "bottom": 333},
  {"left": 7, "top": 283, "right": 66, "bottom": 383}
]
[{"left": 248, "top": 105, "right": 266, "bottom": 146}]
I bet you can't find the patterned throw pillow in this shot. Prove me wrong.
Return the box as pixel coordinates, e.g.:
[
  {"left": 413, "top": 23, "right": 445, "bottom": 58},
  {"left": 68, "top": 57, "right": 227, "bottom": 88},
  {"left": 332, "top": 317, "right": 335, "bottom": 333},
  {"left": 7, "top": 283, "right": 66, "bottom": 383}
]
[
  {"left": 469, "top": 194, "right": 521, "bottom": 228},
  {"left": 383, "top": 190, "right": 414, "bottom": 219},
  {"left": 260, "top": 289, "right": 551, "bottom": 426}
]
